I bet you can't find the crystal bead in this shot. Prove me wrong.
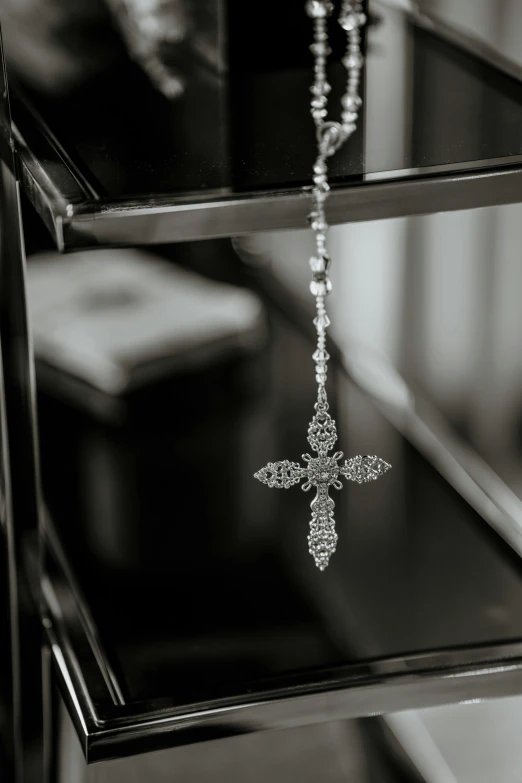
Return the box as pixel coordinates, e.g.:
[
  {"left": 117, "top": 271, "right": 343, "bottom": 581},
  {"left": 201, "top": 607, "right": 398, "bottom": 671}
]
[
  {"left": 341, "top": 110, "right": 357, "bottom": 123},
  {"left": 311, "top": 96, "right": 327, "bottom": 109},
  {"left": 316, "top": 372, "right": 327, "bottom": 384},
  {"left": 311, "top": 219, "right": 327, "bottom": 232},
  {"left": 311, "top": 82, "right": 331, "bottom": 96},
  {"left": 339, "top": 11, "right": 366, "bottom": 30},
  {"left": 313, "top": 349, "right": 330, "bottom": 362},
  {"left": 313, "top": 178, "right": 330, "bottom": 192},
  {"left": 309, "top": 255, "right": 326, "bottom": 273},
  {"left": 339, "top": 12, "right": 357, "bottom": 30},
  {"left": 312, "top": 108, "right": 328, "bottom": 120},
  {"left": 305, "top": 0, "right": 334, "bottom": 18},
  {"left": 341, "top": 95, "right": 361, "bottom": 112},
  {"left": 310, "top": 280, "right": 327, "bottom": 296},
  {"left": 343, "top": 52, "right": 364, "bottom": 69},
  {"left": 310, "top": 42, "right": 332, "bottom": 56},
  {"left": 314, "top": 161, "right": 327, "bottom": 175},
  {"left": 314, "top": 314, "right": 331, "bottom": 330}
]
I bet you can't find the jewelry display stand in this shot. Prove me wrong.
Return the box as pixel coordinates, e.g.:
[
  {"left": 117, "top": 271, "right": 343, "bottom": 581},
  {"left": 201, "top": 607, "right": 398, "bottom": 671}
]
[{"left": 3, "top": 2, "right": 522, "bottom": 781}]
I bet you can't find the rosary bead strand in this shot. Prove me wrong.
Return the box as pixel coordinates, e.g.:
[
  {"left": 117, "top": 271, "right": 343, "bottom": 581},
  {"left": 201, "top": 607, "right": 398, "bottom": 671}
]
[
  {"left": 254, "top": 2, "right": 391, "bottom": 571},
  {"left": 307, "top": 0, "right": 365, "bottom": 401}
]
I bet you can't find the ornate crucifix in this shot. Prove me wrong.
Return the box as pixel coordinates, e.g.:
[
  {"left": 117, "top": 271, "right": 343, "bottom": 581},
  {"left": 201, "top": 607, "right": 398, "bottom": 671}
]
[
  {"left": 255, "top": 405, "right": 391, "bottom": 570},
  {"left": 255, "top": 2, "right": 389, "bottom": 571}
]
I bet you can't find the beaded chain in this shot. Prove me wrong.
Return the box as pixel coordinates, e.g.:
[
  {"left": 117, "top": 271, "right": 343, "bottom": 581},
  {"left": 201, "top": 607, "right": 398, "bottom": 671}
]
[
  {"left": 254, "top": 1, "right": 391, "bottom": 572},
  {"left": 306, "top": 0, "right": 366, "bottom": 409}
]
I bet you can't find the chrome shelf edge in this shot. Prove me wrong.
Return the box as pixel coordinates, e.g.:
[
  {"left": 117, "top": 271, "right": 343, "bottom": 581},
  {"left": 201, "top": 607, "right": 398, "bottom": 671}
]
[
  {"left": 46, "top": 615, "right": 522, "bottom": 764},
  {"left": 24, "top": 163, "right": 522, "bottom": 251}
]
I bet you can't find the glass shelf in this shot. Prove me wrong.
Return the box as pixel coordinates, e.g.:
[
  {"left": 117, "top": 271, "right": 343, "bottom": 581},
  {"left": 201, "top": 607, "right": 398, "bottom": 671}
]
[
  {"left": 9, "top": 0, "right": 522, "bottom": 250},
  {"left": 34, "top": 276, "right": 522, "bottom": 762}
]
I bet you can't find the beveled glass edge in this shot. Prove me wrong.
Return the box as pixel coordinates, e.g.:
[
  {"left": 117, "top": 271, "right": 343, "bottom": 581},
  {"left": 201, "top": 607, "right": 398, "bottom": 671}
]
[
  {"left": 60, "top": 164, "right": 522, "bottom": 249},
  {"left": 66, "top": 641, "right": 522, "bottom": 763},
  {"left": 363, "top": 154, "right": 522, "bottom": 182},
  {"left": 43, "top": 513, "right": 125, "bottom": 707}
]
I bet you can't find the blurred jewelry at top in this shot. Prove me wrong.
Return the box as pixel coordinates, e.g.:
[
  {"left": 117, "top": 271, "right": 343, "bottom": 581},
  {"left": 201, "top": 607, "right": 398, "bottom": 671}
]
[{"left": 0, "top": 0, "right": 225, "bottom": 98}]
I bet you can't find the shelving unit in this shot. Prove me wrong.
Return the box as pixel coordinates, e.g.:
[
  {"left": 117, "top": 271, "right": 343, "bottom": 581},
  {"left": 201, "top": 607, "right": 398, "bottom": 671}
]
[{"left": 4, "top": 1, "right": 522, "bottom": 780}]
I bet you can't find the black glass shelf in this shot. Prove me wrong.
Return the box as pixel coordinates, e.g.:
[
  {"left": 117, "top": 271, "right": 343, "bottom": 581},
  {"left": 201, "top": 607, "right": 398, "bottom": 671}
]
[
  {"left": 34, "top": 272, "right": 522, "bottom": 762},
  {"left": 9, "top": 1, "right": 522, "bottom": 251}
]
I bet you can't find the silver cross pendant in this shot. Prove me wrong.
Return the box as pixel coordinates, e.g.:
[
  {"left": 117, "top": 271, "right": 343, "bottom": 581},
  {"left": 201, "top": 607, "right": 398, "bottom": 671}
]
[{"left": 254, "top": 405, "right": 391, "bottom": 570}]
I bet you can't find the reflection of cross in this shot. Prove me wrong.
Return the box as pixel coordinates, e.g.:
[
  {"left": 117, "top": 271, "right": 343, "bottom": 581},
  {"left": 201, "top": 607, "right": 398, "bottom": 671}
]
[{"left": 255, "top": 407, "right": 390, "bottom": 570}]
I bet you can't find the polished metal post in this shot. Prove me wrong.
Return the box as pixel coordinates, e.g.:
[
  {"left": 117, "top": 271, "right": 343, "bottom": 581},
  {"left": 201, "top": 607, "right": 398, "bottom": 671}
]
[{"left": 0, "top": 23, "right": 44, "bottom": 783}]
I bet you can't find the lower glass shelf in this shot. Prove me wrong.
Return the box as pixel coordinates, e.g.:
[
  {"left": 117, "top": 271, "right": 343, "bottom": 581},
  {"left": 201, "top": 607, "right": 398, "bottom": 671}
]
[{"left": 31, "top": 280, "right": 522, "bottom": 762}]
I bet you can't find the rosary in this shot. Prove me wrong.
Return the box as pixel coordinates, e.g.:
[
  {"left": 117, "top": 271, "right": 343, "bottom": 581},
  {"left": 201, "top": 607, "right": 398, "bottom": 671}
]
[{"left": 255, "top": 0, "right": 391, "bottom": 570}]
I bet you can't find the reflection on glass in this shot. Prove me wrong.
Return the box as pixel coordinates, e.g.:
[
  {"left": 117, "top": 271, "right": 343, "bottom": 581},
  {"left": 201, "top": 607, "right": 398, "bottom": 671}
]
[
  {"left": 34, "top": 240, "right": 522, "bottom": 710},
  {"left": 6, "top": 0, "right": 522, "bottom": 203}
]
